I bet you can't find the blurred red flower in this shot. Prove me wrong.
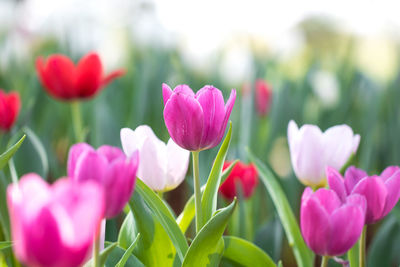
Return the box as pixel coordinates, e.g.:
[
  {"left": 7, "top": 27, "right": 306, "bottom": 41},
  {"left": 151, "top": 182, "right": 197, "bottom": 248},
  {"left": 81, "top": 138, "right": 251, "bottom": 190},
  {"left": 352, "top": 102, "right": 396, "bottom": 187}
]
[
  {"left": 0, "top": 89, "right": 20, "bottom": 132},
  {"left": 36, "top": 52, "right": 125, "bottom": 101},
  {"left": 219, "top": 161, "right": 258, "bottom": 201},
  {"left": 255, "top": 79, "right": 272, "bottom": 117}
]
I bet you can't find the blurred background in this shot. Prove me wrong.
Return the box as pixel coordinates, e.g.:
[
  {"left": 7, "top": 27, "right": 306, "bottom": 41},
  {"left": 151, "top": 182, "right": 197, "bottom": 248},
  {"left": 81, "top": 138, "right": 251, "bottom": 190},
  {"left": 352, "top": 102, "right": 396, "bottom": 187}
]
[{"left": 1, "top": 0, "right": 400, "bottom": 266}]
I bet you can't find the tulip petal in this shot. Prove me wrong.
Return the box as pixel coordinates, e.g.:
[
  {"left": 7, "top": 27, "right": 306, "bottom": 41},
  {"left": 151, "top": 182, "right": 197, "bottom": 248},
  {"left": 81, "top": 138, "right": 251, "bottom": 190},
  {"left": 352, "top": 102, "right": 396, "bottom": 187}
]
[
  {"left": 346, "top": 194, "right": 367, "bottom": 215},
  {"left": 328, "top": 204, "right": 365, "bottom": 256},
  {"left": 323, "top": 125, "right": 355, "bottom": 171},
  {"left": 164, "top": 92, "right": 204, "bottom": 151},
  {"left": 382, "top": 170, "right": 400, "bottom": 217},
  {"left": 326, "top": 166, "right": 347, "bottom": 202},
  {"left": 313, "top": 188, "right": 342, "bottom": 215},
  {"left": 195, "top": 86, "right": 226, "bottom": 149},
  {"left": 165, "top": 138, "right": 190, "bottom": 190},
  {"left": 344, "top": 166, "right": 368, "bottom": 194},
  {"left": 75, "top": 52, "right": 103, "bottom": 98},
  {"left": 67, "top": 143, "right": 94, "bottom": 178},
  {"left": 71, "top": 150, "right": 108, "bottom": 184},
  {"left": 97, "top": 145, "right": 125, "bottom": 162},
  {"left": 351, "top": 176, "right": 388, "bottom": 224},
  {"left": 380, "top": 166, "right": 400, "bottom": 182},
  {"left": 101, "top": 69, "right": 125, "bottom": 88},
  {"left": 162, "top": 83, "right": 173, "bottom": 106},
  {"left": 173, "top": 84, "right": 195, "bottom": 96}
]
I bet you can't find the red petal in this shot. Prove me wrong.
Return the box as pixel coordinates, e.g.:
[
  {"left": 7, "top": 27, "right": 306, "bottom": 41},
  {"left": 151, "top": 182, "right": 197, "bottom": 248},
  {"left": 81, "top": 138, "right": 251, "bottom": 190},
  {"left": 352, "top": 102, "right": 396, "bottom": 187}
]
[
  {"left": 0, "top": 90, "right": 21, "bottom": 131},
  {"left": 75, "top": 52, "right": 103, "bottom": 99},
  {"left": 101, "top": 69, "right": 125, "bottom": 87}
]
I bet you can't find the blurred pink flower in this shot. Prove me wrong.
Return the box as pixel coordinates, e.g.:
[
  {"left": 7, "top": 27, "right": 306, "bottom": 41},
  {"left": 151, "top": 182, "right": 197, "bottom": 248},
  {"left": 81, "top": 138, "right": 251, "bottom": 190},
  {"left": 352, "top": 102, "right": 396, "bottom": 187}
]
[
  {"left": 7, "top": 173, "right": 104, "bottom": 267},
  {"left": 301, "top": 187, "right": 366, "bottom": 256},
  {"left": 0, "top": 89, "right": 20, "bottom": 132},
  {"left": 327, "top": 165, "right": 400, "bottom": 224},
  {"left": 255, "top": 79, "right": 272, "bottom": 117},
  {"left": 162, "top": 83, "right": 236, "bottom": 151},
  {"left": 68, "top": 143, "right": 139, "bottom": 218}
]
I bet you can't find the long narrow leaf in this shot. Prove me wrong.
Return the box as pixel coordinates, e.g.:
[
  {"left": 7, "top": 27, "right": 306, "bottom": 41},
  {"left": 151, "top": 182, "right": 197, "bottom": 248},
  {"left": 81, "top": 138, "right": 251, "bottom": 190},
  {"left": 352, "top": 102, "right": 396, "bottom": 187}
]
[
  {"left": 0, "top": 134, "right": 26, "bottom": 170},
  {"left": 116, "top": 233, "right": 141, "bottom": 267}
]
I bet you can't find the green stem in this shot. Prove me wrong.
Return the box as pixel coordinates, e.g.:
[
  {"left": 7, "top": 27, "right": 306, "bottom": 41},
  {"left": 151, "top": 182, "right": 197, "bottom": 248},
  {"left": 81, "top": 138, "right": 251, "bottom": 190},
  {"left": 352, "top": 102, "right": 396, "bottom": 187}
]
[
  {"left": 321, "top": 256, "right": 330, "bottom": 267},
  {"left": 192, "top": 151, "right": 202, "bottom": 233},
  {"left": 93, "top": 233, "right": 100, "bottom": 267},
  {"left": 359, "top": 226, "right": 367, "bottom": 267},
  {"left": 71, "top": 101, "right": 84, "bottom": 142}
]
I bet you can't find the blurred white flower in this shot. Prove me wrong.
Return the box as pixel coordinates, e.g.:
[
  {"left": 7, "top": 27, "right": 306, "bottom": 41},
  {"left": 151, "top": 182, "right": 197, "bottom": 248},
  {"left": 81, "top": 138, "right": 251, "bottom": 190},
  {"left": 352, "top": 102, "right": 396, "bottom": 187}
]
[{"left": 310, "top": 70, "right": 340, "bottom": 108}]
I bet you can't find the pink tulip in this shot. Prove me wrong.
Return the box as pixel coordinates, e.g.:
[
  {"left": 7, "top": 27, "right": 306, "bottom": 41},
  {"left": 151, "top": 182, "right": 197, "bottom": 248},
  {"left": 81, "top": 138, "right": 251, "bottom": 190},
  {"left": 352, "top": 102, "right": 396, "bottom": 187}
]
[
  {"left": 162, "top": 83, "right": 236, "bottom": 151},
  {"left": 67, "top": 143, "right": 139, "bottom": 218},
  {"left": 300, "top": 187, "right": 366, "bottom": 256},
  {"left": 287, "top": 120, "right": 360, "bottom": 187},
  {"left": 7, "top": 174, "right": 104, "bottom": 267},
  {"left": 327, "top": 166, "right": 400, "bottom": 224}
]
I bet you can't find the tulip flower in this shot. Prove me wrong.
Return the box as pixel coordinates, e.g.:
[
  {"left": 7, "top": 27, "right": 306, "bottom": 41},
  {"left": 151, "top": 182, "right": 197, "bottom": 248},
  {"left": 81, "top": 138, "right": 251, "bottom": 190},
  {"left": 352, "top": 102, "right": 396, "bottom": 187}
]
[
  {"left": 219, "top": 161, "right": 258, "bottom": 201},
  {"left": 287, "top": 120, "right": 360, "bottom": 187},
  {"left": 327, "top": 166, "right": 400, "bottom": 224},
  {"left": 0, "top": 89, "right": 20, "bottom": 132},
  {"left": 67, "top": 143, "right": 139, "bottom": 218},
  {"left": 255, "top": 79, "right": 272, "bottom": 117},
  {"left": 7, "top": 173, "right": 104, "bottom": 267},
  {"left": 162, "top": 83, "right": 236, "bottom": 151},
  {"left": 300, "top": 187, "right": 366, "bottom": 256},
  {"left": 36, "top": 52, "right": 125, "bottom": 101},
  {"left": 120, "top": 125, "right": 190, "bottom": 192}
]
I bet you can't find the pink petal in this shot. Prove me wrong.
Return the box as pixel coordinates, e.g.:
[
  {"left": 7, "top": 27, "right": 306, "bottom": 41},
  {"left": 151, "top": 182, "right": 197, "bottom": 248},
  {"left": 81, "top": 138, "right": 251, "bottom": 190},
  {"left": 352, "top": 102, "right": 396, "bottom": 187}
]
[
  {"left": 162, "top": 83, "right": 173, "bottom": 106},
  {"left": 326, "top": 166, "right": 347, "bottom": 202},
  {"left": 67, "top": 143, "right": 94, "bottom": 178},
  {"left": 382, "top": 170, "right": 400, "bottom": 217},
  {"left": 213, "top": 89, "right": 236, "bottom": 149},
  {"left": 71, "top": 150, "right": 108, "bottom": 184},
  {"left": 313, "top": 188, "right": 342, "bottom": 215},
  {"left": 380, "top": 166, "right": 400, "bottom": 182},
  {"left": 344, "top": 166, "right": 368, "bottom": 194},
  {"left": 97, "top": 145, "right": 125, "bottom": 163}
]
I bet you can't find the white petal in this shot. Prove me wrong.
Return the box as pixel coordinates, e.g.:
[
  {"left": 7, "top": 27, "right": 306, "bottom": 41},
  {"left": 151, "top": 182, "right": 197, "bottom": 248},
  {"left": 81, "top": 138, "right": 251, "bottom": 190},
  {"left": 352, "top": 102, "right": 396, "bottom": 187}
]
[{"left": 165, "top": 139, "right": 190, "bottom": 190}]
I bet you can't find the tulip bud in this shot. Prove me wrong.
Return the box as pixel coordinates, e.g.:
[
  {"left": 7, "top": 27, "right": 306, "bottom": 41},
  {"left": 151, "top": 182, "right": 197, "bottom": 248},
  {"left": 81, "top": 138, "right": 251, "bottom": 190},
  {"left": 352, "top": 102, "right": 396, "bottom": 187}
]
[
  {"left": 300, "top": 187, "right": 366, "bottom": 256},
  {"left": 36, "top": 52, "right": 125, "bottom": 101},
  {"left": 7, "top": 174, "right": 104, "bottom": 267},
  {"left": 255, "top": 79, "right": 272, "bottom": 117},
  {"left": 219, "top": 161, "right": 258, "bottom": 201},
  {"left": 120, "top": 125, "right": 190, "bottom": 192},
  {"left": 162, "top": 83, "right": 236, "bottom": 151},
  {"left": 0, "top": 89, "right": 20, "bottom": 132},
  {"left": 67, "top": 143, "right": 139, "bottom": 218},
  {"left": 327, "top": 165, "right": 400, "bottom": 224},
  {"left": 287, "top": 120, "right": 360, "bottom": 187}
]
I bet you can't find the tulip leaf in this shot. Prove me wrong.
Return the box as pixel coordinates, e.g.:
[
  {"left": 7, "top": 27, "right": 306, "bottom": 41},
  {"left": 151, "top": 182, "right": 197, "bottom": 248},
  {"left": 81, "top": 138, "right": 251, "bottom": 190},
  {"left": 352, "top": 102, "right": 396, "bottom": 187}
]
[
  {"left": 104, "top": 245, "right": 145, "bottom": 267},
  {"left": 115, "top": 233, "right": 141, "bottom": 267},
  {"left": 247, "top": 149, "right": 314, "bottom": 267},
  {"left": 222, "top": 236, "right": 276, "bottom": 267},
  {"left": 127, "top": 190, "right": 181, "bottom": 266},
  {"left": 201, "top": 122, "right": 232, "bottom": 228},
  {"left": 84, "top": 242, "right": 117, "bottom": 267},
  {"left": 0, "top": 241, "right": 12, "bottom": 250},
  {"left": 0, "top": 134, "right": 26, "bottom": 171},
  {"left": 118, "top": 211, "right": 135, "bottom": 249},
  {"left": 177, "top": 160, "right": 238, "bottom": 234},
  {"left": 182, "top": 199, "right": 237, "bottom": 267},
  {"left": 347, "top": 238, "right": 359, "bottom": 267}
]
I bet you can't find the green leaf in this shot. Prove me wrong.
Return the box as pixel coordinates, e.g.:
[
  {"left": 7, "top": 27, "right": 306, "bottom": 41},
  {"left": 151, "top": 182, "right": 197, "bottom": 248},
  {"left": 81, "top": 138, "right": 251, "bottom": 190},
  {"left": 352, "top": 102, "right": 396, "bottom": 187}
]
[
  {"left": 182, "top": 199, "right": 237, "bottom": 267},
  {"left": 118, "top": 211, "right": 135, "bottom": 249},
  {"left": 177, "top": 161, "right": 237, "bottom": 234},
  {"left": 201, "top": 122, "right": 232, "bottom": 227},
  {"left": 247, "top": 149, "right": 314, "bottom": 267},
  {"left": 347, "top": 238, "right": 359, "bottom": 267},
  {"left": 134, "top": 179, "right": 188, "bottom": 261},
  {"left": 222, "top": 236, "right": 276, "bottom": 267},
  {"left": 116, "top": 233, "right": 141, "bottom": 267},
  {"left": 23, "top": 127, "right": 49, "bottom": 177},
  {"left": 0, "top": 134, "right": 26, "bottom": 170},
  {"left": 84, "top": 242, "right": 117, "bottom": 267},
  {"left": 0, "top": 241, "right": 12, "bottom": 250},
  {"left": 127, "top": 191, "right": 179, "bottom": 266},
  {"left": 104, "top": 246, "right": 145, "bottom": 267}
]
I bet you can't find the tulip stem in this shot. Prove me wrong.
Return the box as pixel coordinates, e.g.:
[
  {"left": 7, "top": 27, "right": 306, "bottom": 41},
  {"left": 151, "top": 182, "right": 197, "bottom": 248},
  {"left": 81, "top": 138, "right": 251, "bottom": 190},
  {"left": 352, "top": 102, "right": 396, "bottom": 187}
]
[
  {"left": 321, "top": 256, "right": 329, "bottom": 267},
  {"left": 93, "top": 234, "right": 100, "bottom": 267},
  {"left": 71, "top": 101, "right": 85, "bottom": 142},
  {"left": 359, "top": 226, "right": 367, "bottom": 267},
  {"left": 192, "top": 151, "right": 202, "bottom": 233}
]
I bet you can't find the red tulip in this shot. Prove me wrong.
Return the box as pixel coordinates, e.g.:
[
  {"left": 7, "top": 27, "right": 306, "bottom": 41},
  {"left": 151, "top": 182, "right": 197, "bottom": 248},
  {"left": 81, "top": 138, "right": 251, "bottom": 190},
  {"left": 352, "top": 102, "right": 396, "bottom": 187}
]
[
  {"left": 36, "top": 52, "right": 125, "bottom": 101},
  {"left": 0, "top": 89, "right": 20, "bottom": 132},
  {"left": 255, "top": 79, "right": 272, "bottom": 117},
  {"left": 219, "top": 161, "right": 258, "bottom": 200}
]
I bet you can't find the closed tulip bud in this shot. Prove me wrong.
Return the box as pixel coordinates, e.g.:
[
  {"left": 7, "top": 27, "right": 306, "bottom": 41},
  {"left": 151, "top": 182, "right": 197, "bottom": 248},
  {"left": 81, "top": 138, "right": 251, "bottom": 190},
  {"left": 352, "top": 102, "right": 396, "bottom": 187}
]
[
  {"left": 327, "top": 165, "right": 400, "bottom": 224},
  {"left": 120, "top": 125, "right": 190, "bottom": 192},
  {"left": 67, "top": 143, "right": 139, "bottom": 218},
  {"left": 7, "top": 174, "right": 104, "bottom": 267},
  {"left": 219, "top": 161, "right": 258, "bottom": 201},
  {"left": 162, "top": 83, "right": 236, "bottom": 151},
  {"left": 287, "top": 120, "right": 360, "bottom": 187},
  {"left": 36, "top": 52, "right": 125, "bottom": 101},
  {"left": 0, "top": 89, "right": 20, "bottom": 132},
  {"left": 255, "top": 79, "right": 272, "bottom": 117},
  {"left": 301, "top": 187, "right": 366, "bottom": 256}
]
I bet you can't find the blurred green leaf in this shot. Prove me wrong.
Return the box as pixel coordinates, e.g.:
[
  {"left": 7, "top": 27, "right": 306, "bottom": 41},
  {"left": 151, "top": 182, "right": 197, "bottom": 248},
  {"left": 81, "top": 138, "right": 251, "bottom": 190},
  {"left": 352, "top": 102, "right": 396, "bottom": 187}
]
[
  {"left": 347, "top": 238, "right": 359, "bottom": 267},
  {"left": 0, "top": 241, "right": 12, "bottom": 250},
  {"left": 0, "top": 134, "right": 26, "bottom": 171},
  {"left": 135, "top": 179, "right": 188, "bottom": 262},
  {"left": 248, "top": 149, "right": 314, "bottom": 267},
  {"left": 222, "top": 236, "right": 276, "bottom": 267},
  {"left": 182, "top": 199, "right": 237, "bottom": 267},
  {"left": 116, "top": 233, "right": 141, "bottom": 267},
  {"left": 201, "top": 122, "right": 232, "bottom": 227},
  {"left": 23, "top": 127, "right": 48, "bottom": 178}
]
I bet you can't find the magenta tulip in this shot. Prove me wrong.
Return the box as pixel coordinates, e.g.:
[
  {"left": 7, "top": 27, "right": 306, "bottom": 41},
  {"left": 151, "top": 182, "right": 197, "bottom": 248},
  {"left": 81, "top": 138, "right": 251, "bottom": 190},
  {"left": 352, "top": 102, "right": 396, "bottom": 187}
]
[
  {"left": 327, "top": 165, "right": 400, "bottom": 224},
  {"left": 67, "top": 143, "right": 139, "bottom": 218},
  {"left": 7, "top": 173, "right": 104, "bottom": 267},
  {"left": 300, "top": 187, "right": 366, "bottom": 256},
  {"left": 162, "top": 83, "right": 236, "bottom": 151}
]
